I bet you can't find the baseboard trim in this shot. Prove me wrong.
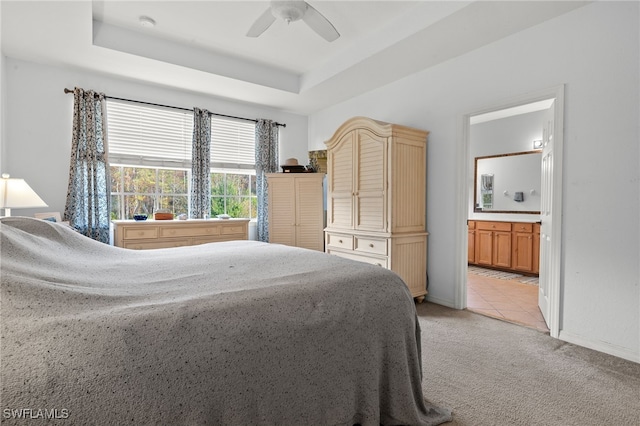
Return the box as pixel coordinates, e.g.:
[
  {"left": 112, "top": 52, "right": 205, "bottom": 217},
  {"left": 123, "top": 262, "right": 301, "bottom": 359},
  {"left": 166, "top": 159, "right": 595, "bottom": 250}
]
[
  {"left": 426, "top": 297, "right": 639, "bottom": 363},
  {"left": 559, "top": 330, "right": 640, "bottom": 363},
  {"left": 424, "top": 295, "right": 457, "bottom": 309}
]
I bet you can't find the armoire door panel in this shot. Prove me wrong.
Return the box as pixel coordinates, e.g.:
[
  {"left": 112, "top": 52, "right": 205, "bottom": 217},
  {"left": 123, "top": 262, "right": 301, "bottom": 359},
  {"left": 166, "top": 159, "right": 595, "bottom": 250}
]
[
  {"left": 329, "top": 196, "right": 353, "bottom": 229},
  {"left": 356, "top": 196, "right": 385, "bottom": 231},
  {"left": 295, "top": 179, "right": 324, "bottom": 251},
  {"left": 356, "top": 132, "right": 385, "bottom": 192},
  {"left": 355, "top": 129, "right": 386, "bottom": 231},
  {"left": 327, "top": 132, "right": 354, "bottom": 230},
  {"left": 268, "top": 178, "right": 296, "bottom": 246},
  {"left": 329, "top": 135, "right": 353, "bottom": 193},
  {"left": 331, "top": 161, "right": 352, "bottom": 192}
]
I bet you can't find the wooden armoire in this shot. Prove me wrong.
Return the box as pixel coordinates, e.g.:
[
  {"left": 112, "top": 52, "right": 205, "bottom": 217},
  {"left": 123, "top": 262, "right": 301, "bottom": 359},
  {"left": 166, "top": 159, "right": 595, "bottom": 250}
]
[
  {"left": 324, "top": 116, "right": 429, "bottom": 301},
  {"left": 267, "top": 173, "right": 325, "bottom": 251}
]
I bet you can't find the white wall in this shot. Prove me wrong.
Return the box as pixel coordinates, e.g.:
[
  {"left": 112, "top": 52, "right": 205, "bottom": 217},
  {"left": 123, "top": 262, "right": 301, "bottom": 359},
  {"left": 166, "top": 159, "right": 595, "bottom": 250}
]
[
  {"left": 0, "top": 2, "right": 5, "bottom": 171},
  {"left": 308, "top": 2, "right": 639, "bottom": 362},
  {"left": 0, "top": 52, "right": 5, "bottom": 172},
  {"left": 471, "top": 110, "right": 545, "bottom": 158},
  {"left": 2, "top": 58, "right": 308, "bottom": 217}
]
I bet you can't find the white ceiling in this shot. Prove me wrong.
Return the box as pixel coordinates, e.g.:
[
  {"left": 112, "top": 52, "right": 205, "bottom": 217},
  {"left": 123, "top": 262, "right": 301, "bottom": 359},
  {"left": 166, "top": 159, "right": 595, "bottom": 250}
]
[
  {"left": 1, "top": 1, "right": 589, "bottom": 115},
  {"left": 470, "top": 98, "right": 555, "bottom": 125}
]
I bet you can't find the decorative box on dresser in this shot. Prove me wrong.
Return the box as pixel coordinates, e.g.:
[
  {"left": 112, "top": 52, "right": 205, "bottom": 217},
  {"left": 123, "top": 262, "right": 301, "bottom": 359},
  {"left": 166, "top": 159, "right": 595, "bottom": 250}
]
[
  {"left": 266, "top": 173, "right": 325, "bottom": 251},
  {"left": 324, "top": 116, "right": 429, "bottom": 302},
  {"left": 112, "top": 219, "right": 249, "bottom": 250}
]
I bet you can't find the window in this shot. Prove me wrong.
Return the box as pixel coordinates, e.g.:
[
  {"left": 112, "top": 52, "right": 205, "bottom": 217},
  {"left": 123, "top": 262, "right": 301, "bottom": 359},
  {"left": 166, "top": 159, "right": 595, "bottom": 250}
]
[
  {"left": 210, "top": 117, "right": 256, "bottom": 170},
  {"left": 107, "top": 100, "right": 193, "bottom": 168},
  {"left": 107, "top": 100, "right": 258, "bottom": 220},
  {"left": 110, "top": 166, "right": 189, "bottom": 219},
  {"left": 211, "top": 170, "right": 257, "bottom": 219}
]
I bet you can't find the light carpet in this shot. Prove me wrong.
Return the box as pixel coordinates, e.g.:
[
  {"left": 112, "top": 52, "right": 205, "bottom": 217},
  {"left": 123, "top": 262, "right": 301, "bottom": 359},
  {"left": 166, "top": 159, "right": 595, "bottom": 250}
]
[{"left": 417, "top": 302, "right": 640, "bottom": 425}]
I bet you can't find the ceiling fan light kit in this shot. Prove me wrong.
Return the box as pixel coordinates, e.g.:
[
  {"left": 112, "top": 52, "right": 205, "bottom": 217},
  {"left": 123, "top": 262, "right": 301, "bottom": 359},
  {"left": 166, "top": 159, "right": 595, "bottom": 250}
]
[
  {"left": 272, "top": 1, "right": 306, "bottom": 23},
  {"left": 246, "top": 0, "right": 340, "bottom": 42},
  {"left": 138, "top": 15, "right": 156, "bottom": 28}
]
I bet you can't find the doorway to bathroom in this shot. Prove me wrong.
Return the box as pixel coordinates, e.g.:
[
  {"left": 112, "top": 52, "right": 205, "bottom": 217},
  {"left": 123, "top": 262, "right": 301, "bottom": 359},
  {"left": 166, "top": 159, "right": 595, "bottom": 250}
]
[{"left": 459, "top": 85, "right": 564, "bottom": 337}]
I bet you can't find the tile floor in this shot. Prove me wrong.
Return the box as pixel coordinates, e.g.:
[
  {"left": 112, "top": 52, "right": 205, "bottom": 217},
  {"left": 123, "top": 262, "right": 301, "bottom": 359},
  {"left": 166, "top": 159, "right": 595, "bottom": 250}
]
[{"left": 467, "top": 271, "right": 549, "bottom": 333}]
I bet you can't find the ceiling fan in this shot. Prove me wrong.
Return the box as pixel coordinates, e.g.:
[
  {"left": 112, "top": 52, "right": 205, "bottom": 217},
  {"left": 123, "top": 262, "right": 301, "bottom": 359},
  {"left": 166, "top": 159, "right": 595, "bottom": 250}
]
[{"left": 246, "top": 0, "right": 340, "bottom": 42}]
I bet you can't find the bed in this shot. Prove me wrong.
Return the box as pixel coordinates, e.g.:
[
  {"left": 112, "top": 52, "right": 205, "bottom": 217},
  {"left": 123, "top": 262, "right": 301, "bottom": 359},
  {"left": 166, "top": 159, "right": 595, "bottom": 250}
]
[{"left": 0, "top": 217, "right": 451, "bottom": 425}]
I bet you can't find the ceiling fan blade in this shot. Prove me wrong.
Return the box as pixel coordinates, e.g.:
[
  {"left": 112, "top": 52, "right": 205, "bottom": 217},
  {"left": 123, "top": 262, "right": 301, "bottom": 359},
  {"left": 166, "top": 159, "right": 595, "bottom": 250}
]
[
  {"left": 246, "top": 7, "right": 277, "bottom": 37},
  {"left": 302, "top": 2, "right": 340, "bottom": 42}
]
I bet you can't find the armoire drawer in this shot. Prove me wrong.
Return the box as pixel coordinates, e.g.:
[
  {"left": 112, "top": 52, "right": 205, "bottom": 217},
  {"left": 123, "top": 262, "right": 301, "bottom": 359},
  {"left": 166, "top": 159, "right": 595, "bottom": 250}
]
[
  {"left": 326, "top": 233, "right": 354, "bottom": 250},
  {"left": 327, "top": 249, "right": 388, "bottom": 268},
  {"left": 354, "top": 236, "right": 387, "bottom": 255}
]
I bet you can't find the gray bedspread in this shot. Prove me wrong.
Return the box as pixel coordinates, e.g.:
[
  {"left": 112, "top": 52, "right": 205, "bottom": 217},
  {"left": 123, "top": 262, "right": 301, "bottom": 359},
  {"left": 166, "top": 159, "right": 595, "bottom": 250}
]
[{"left": 0, "top": 217, "right": 451, "bottom": 425}]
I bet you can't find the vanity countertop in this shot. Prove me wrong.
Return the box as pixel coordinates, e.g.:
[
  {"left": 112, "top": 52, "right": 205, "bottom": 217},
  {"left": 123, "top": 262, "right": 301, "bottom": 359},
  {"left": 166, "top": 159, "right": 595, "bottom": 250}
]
[{"left": 468, "top": 219, "right": 541, "bottom": 224}]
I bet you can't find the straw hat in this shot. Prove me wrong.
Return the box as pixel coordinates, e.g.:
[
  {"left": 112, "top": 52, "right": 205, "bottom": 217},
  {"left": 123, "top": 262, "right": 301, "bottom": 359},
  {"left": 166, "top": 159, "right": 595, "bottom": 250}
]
[{"left": 282, "top": 158, "right": 299, "bottom": 166}]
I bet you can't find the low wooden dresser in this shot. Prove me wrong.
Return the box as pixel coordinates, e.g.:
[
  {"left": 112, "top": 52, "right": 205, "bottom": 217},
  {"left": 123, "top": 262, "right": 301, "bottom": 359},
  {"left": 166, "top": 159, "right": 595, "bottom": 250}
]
[{"left": 112, "top": 219, "right": 249, "bottom": 250}]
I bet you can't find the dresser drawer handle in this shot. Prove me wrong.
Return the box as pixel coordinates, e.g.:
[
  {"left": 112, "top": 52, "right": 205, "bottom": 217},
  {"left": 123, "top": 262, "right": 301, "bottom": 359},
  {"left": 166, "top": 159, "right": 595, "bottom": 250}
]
[
  {"left": 369, "top": 243, "right": 374, "bottom": 248},
  {"left": 338, "top": 239, "right": 343, "bottom": 243},
  {"left": 375, "top": 263, "right": 382, "bottom": 267},
  {"left": 137, "top": 231, "right": 144, "bottom": 236}
]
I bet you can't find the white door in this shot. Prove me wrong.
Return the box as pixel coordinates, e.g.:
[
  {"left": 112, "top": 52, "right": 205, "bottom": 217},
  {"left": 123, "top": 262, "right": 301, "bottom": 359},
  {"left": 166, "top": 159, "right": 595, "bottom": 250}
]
[{"left": 538, "top": 101, "right": 555, "bottom": 326}]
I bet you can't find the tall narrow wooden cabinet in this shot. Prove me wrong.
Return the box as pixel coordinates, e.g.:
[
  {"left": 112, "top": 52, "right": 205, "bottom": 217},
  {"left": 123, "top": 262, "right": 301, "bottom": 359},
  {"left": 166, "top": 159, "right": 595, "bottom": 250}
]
[
  {"left": 324, "top": 117, "right": 429, "bottom": 301},
  {"left": 267, "top": 173, "right": 325, "bottom": 251}
]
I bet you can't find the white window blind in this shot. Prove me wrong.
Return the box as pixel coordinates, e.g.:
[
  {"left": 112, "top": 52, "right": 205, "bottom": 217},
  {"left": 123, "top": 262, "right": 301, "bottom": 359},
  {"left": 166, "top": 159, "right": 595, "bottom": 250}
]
[
  {"left": 107, "top": 100, "right": 193, "bottom": 168},
  {"left": 106, "top": 99, "right": 257, "bottom": 170},
  {"left": 210, "top": 117, "right": 256, "bottom": 170}
]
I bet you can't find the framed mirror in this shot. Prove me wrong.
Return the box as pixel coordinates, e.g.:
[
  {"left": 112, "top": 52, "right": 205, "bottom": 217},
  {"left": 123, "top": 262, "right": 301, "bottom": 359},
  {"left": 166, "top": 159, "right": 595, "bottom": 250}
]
[{"left": 474, "top": 150, "right": 541, "bottom": 214}]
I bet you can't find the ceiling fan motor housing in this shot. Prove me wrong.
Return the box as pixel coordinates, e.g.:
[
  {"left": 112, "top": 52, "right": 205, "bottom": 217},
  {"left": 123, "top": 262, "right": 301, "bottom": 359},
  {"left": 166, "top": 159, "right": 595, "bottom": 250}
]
[{"left": 271, "top": 1, "right": 307, "bottom": 23}]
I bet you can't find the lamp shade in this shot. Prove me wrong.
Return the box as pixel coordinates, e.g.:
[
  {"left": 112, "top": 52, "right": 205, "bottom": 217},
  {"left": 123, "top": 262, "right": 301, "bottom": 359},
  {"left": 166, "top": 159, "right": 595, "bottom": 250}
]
[{"left": 1, "top": 174, "right": 48, "bottom": 216}]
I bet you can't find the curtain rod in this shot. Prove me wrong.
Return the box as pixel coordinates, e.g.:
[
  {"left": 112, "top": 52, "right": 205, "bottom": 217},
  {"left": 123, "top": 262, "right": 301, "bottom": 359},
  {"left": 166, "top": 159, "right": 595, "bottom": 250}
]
[{"left": 63, "top": 88, "right": 286, "bottom": 128}]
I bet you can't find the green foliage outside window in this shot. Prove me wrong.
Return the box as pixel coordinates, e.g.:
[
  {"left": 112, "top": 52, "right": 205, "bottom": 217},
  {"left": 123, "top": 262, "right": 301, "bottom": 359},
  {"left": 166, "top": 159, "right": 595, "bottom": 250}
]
[
  {"left": 210, "top": 173, "right": 256, "bottom": 218},
  {"left": 110, "top": 166, "right": 189, "bottom": 220},
  {"left": 110, "top": 166, "right": 256, "bottom": 220}
]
